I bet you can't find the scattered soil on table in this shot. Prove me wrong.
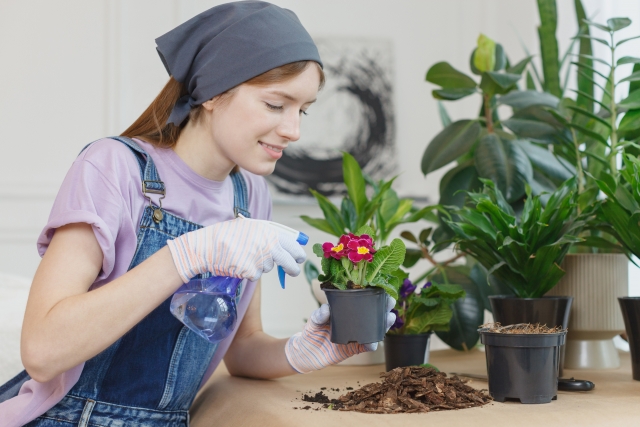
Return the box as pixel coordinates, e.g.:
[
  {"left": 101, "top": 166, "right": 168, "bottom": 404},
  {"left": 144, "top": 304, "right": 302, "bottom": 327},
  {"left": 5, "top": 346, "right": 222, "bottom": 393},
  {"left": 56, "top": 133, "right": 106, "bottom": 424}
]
[
  {"left": 480, "top": 322, "right": 566, "bottom": 334},
  {"left": 297, "top": 366, "right": 492, "bottom": 414}
]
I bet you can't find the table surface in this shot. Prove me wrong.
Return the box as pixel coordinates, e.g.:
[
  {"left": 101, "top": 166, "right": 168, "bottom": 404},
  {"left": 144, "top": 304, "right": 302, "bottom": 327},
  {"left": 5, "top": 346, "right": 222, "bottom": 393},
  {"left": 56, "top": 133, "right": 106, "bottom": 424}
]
[{"left": 189, "top": 349, "right": 640, "bottom": 427}]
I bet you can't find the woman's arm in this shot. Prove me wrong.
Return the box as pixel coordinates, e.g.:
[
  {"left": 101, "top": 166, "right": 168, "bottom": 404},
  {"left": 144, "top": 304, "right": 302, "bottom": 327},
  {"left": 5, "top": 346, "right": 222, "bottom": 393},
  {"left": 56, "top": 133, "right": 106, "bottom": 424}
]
[
  {"left": 21, "top": 222, "right": 184, "bottom": 382},
  {"left": 223, "top": 282, "right": 297, "bottom": 379}
]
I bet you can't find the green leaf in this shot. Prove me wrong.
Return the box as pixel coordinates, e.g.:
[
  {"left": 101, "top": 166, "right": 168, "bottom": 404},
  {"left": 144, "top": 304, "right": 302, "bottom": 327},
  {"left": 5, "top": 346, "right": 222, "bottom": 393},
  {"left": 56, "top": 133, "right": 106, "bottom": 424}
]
[
  {"left": 342, "top": 153, "right": 367, "bottom": 222},
  {"left": 474, "top": 134, "right": 533, "bottom": 202},
  {"left": 435, "top": 278, "right": 483, "bottom": 351},
  {"left": 479, "top": 72, "right": 521, "bottom": 96},
  {"left": 618, "top": 90, "right": 640, "bottom": 110},
  {"left": 574, "top": 34, "right": 610, "bottom": 48},
  {"left": 421, "top": 120, "right": 481, "bottom": 175},
  {"left": 312, "top": 243, "right": 324, "bottom": 258},
  {"left": 340, "top": 198, "right": 357, "bottom": 232},
  {"left": 300, "top": 216, "right": 339, "bottom": 237},
  {"left": 498, "top": 90, "right": 560, "bottom": 109},
  {"left": 620, "top": 71, "right": 640, "bottom": 84},
  {"left": 582, "top": 19, "right": 612, "bottom": 32},
  {"left": 618, "top": 56, "right": 640, "bottom": 66},
  {"left": 502, "top": 118, "right": 563, "bottom": 144},
  {"left": 567, "top": 122, "right": 608, "bottom": 145},
  {"left": 437, "top": 101, "right": 452, "bottom": 127},
  {"left": 366, "top": 238, "right": 406, "bottom": 281},
  {"left": 537, "top": 0, "right": 561, "bottom": 96},
  {"left": 402, "top": 248, "right": 423, "bottom": 268},
  {"left": 516, "top": 140, "right": 575, "bottom": 181},
  {"left": 616, "top": 35, "right": 640, "bottom": 47},
  {"left": 506, "top": 56, "right": 533, "bottom": 75},
  {"left": 355, "top": 224, "right": 375, "bottom": 237},
  {"left": 619, "top": 110, "right": 640, "bottom": 137},
  {"left": 574, "top": 1, "right": 594, "bottom": 112},
  {"left": 474, "top": 34, "right": 496, "bottom": 73},
  {"left": 439, "top": 161, "right": 481, "bottom": 208},
  {"left": 308, "top": 189, "right": 346, "bottom": 236},
  {"left": 569, "top": 89, "right": 611, "bottom": 112},
  {"left": 405, "top": 303, "right": 453, "bottom": 334},
  {"left": 607, "top": 18, "right": 632, "bottom": 32},
  {"left": 426, "top": 62, "right": 477, "bottom": 89},
  {"left": 566, "top": 105, "right": 613, "bottom": 129},
  {"left": 432, "top": 88, "right": 477, "bottom": 100}
]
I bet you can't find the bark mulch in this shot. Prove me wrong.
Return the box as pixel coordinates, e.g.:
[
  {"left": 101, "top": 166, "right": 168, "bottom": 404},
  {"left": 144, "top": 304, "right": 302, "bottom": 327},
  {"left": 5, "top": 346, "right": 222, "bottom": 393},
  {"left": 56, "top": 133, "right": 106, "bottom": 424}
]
[{"left": 298, "top": 366, "right": 492, "bottom": 414}]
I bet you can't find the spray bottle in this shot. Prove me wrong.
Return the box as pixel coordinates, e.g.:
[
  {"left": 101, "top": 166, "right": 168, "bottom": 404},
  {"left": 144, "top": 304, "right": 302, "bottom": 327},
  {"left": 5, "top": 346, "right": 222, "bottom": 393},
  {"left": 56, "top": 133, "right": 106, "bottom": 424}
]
[{"left": 170, "top": 219, "right": 308, "bottom": 343}]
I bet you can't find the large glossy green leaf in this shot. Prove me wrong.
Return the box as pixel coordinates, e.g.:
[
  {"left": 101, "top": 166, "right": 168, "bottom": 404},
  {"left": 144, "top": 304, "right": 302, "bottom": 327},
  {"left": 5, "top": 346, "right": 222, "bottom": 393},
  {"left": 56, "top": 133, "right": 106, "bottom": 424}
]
[
  {"left": 340, "top": 198, "right": 357, "bottom": 232},
  {"left": 620, "top": 91, "right": 640, "bottom": 110},
  {"left": 342, "top": 153, "right": 367, "bottom": 221},
  {"left": 434, "top": 269, "right": 484, "bottom": 351},
  {"left": 406, "top": 303, "right": 453, "bottom": 334},
  {"left": 607, "top": 18, "right": 632, "bottom": 32},
  {"left": 432, "top": 88, "right": 477, "bottom": 100},
  {"left": 498, "top": 90, "right": 560, "bottom": 109},
  {"left": 502, "top": 118, "right": 560, "bottom": 143},
  {"left": 479, "top": 72, "right": 521, "bottom": 96},
  {"left": 402, "top": 248, "right": 422, "bottom": 268},
  {"left": 421, "top": 120, "right": 481, "bottom": 175},
  {"left": 516, "top": 140, "right": 575, "bottom": 181},
  {"left": 439, "top": 162, "right": 481, "bottom": 208},
  {"left": 474, "top": 134, "right": 533, "bottom": 202},
  {"left": 426, "top": 62, "right": 477, "bottom": 89},
  {"left": 537, "top": 0, "right": 561, "bottom": 96}
]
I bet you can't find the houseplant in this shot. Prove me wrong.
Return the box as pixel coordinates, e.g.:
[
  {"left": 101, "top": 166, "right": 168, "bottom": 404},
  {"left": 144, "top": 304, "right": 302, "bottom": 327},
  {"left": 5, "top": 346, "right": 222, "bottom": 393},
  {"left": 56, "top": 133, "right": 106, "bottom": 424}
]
[
  {"left": 313, "top": 225, "right": 406, "bottom": 344},
  {"left": 384, "top": 278, "right": 464, "bottom": 371},
  {"left": 442, "top": 177, "right": 583, "bottom": 373},
  {"left": 479, "top": 323, "right": 567, "bottom": 404},
  {"left": 595, "top": 154, "right": 640, "bottom": 379}
]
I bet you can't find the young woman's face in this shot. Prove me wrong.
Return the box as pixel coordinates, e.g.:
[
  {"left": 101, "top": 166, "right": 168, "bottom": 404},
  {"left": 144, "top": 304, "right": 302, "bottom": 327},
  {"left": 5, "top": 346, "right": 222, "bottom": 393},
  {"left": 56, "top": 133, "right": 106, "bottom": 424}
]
[{"left": 206, "top": 64, "right": 321, "bottom": 176}]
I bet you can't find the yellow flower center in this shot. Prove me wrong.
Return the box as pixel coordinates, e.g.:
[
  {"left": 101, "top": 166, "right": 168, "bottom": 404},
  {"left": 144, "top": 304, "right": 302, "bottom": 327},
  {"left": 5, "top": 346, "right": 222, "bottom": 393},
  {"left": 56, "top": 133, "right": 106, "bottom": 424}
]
[
  {"left": 357, "top": 246, "right": 369, "bottom": 255},
  {"left": 332, "top": 243, "right": 344, "bottom": 252}
]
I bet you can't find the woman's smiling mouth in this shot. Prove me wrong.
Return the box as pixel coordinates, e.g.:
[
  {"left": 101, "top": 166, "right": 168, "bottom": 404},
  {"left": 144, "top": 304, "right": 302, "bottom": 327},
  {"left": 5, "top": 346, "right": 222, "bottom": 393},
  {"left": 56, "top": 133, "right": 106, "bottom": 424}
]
[{"left": 259, "top": 141, "right": 284, "bottom": 159}]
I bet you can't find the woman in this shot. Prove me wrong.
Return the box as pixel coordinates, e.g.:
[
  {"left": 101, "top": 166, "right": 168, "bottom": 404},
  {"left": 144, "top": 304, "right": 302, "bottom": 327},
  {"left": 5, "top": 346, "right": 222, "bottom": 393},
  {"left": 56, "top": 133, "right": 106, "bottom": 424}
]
[{"left": 0, "top": 2, "right": 395, "bottom": 426}]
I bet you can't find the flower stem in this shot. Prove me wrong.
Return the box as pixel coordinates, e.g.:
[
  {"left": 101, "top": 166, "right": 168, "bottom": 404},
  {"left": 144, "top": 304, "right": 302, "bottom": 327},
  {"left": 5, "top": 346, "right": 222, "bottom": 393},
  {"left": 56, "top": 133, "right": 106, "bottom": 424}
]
[{"left": 483, "top": 93, "right": 494, "bottom": 133}]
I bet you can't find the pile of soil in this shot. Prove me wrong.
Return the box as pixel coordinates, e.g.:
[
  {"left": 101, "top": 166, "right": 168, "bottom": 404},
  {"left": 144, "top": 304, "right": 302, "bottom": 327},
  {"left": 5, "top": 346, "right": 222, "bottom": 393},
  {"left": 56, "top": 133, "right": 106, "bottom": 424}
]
[
  {"left": 480, "top": 322, "right": 566, "bottom": 334},
  {"left": 320, "top": 281, "right": 363, "bottom": 290},
  {"left": 300, "top": 366, "right": 492, "bottom": 414}
]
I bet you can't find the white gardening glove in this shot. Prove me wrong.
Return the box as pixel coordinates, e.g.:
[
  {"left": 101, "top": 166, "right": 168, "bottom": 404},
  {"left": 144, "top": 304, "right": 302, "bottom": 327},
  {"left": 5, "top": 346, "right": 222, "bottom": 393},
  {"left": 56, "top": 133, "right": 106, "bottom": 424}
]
[
  {"left": 167, "top": 217, "right": 306, "bottom": 283},
  {"left": 285, "top": 296, "right": 396, "bottom": 373}
]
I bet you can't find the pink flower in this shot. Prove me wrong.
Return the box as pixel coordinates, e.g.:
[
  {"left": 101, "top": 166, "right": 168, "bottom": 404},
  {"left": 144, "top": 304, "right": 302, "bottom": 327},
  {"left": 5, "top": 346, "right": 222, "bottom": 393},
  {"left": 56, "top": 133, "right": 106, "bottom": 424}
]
[
  {"left": 322, "top": 235, "right": 350, "bottom": 260},
  {"left": 347, "top": 236, "right": 375, "bottom": 263}
]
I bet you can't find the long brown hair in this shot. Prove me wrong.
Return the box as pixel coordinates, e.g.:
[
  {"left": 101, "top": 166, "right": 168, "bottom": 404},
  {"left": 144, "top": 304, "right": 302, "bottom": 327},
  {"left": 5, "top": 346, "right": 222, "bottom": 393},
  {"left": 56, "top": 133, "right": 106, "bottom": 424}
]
[{"left": 122, "top": 61, "right": 324, "bottom": 148}]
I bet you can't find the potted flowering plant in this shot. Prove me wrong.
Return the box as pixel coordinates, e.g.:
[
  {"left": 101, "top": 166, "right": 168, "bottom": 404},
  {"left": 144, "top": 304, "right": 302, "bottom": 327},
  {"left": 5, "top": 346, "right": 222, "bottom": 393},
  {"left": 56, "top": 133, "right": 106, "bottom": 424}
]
[
  {"left": 384, "top": 278, "right": 464, "bottom": 371},
  {"left": 313, "top": 225, "right": 406, "bottom": 344}
]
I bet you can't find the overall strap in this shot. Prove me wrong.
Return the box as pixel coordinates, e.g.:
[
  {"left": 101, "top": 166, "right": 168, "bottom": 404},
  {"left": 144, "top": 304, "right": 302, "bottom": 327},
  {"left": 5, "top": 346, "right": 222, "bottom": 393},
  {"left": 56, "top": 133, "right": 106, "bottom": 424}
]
[
  {"left": 230, "top": 171, "right": 250, "bottom": 218},
  {"left": 108, "top": 136, "right": 166, "bottom": 197}
]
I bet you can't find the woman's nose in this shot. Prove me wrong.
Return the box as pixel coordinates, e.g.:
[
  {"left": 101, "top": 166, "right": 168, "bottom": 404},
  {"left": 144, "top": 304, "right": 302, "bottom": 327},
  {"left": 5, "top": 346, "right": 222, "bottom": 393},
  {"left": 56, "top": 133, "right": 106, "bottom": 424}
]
[{"left": 276, "top": 112, "right": 301, "bottom": 142}]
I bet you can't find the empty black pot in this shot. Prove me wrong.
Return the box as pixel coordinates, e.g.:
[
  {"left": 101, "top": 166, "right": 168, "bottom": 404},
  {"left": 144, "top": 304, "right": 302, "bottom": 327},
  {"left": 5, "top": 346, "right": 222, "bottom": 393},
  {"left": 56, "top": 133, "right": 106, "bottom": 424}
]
[
  {"left": 619, "top": 297, "right": 640, "bottom": 381},
  {"left": 324, "top": 287, "right": 386, "bottom": 344},
  {"left": 384, "top": 333, "right": 432, "bottom": 371},
  {"left": 489, "top": 296, "right": 572, "bottom": 376},
  {"left": 479, "top": 328, "right": 566, "bottom": 404}
]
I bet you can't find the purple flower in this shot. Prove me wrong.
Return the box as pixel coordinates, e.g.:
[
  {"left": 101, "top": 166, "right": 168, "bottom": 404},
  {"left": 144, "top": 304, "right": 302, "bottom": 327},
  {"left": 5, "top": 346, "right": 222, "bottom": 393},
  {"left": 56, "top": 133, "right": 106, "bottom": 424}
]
[
  {"left": 390, "top": 309, "right": 404, "bottom": 330},
  {"left": 399, "top": 279, "right": 417, "bottom": 299},
  {"left": 423, "top": 281, "right": 432, "bottom": 288}
]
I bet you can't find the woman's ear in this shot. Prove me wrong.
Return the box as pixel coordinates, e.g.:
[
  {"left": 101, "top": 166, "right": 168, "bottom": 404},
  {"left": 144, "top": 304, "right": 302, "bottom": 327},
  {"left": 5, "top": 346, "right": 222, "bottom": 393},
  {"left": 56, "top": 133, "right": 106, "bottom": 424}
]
[{"left": 201, "top": 99, "right": 216, "bottom": 111}]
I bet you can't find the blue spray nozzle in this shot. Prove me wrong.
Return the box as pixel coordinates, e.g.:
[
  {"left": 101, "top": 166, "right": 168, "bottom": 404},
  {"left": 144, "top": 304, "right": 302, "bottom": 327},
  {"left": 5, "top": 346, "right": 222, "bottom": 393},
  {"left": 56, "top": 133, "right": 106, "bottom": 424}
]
[{"left": 275, "top": 229, "right": 308, "bottom": 289}]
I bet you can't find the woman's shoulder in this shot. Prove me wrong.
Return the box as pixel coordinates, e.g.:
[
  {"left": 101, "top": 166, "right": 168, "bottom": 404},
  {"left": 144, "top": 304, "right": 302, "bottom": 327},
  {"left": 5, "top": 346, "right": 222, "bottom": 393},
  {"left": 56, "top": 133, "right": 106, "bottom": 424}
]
[{"left": 76, "top": 137, "right": 143, "bottom": 176}]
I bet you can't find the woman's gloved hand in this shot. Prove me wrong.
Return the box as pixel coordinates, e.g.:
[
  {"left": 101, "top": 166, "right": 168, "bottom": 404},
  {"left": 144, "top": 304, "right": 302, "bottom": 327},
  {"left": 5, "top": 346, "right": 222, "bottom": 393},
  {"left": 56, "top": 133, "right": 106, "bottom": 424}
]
[
  {"left": 285, "top": 295, "right": 396, "bottom": 373},
  {"left": 167, "top": 217, "right": 306, "bottom": 283}
]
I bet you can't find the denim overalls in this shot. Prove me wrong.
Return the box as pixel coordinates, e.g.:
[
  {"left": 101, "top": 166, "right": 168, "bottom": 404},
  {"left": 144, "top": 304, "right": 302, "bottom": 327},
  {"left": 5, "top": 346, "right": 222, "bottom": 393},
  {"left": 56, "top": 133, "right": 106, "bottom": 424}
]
[{"left": 0, "top": 136, "right": 250, "bottom": 426}]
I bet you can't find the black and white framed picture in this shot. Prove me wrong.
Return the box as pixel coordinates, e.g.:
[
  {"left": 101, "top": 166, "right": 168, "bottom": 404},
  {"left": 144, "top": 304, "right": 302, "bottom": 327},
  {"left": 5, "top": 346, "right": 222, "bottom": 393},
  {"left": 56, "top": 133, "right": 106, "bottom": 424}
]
[{"left": 267, "top": 38, "right": 396, "bottom": 199}]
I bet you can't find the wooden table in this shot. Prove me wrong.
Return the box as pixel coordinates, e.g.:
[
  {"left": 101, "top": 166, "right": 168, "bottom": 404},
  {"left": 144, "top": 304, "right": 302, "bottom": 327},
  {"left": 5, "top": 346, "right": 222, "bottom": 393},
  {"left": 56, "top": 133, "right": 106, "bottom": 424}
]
[{"left": 190, "top": 349, "right": 640, "bottom": 427}]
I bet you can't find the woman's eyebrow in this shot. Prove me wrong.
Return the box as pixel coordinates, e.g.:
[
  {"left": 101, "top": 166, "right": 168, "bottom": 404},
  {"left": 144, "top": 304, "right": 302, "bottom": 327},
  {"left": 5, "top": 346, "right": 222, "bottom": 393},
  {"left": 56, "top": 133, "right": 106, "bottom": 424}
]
[{"left": 267, "top": 90, "right": 316, "bottom": 104}]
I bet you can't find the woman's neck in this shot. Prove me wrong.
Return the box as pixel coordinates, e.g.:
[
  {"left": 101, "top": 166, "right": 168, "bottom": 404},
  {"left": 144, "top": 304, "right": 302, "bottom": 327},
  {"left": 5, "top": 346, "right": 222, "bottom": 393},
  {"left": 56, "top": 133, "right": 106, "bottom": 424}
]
[{"left": 172, "top": 120, "right": 234, "bottom": 181}]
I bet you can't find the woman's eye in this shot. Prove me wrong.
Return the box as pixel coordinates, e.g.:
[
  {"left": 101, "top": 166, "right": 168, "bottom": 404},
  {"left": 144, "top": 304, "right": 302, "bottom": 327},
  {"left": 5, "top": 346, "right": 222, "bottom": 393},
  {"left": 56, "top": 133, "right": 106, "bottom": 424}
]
[{"left": 265, "top": 102, "right": 283, "bottom": 111}]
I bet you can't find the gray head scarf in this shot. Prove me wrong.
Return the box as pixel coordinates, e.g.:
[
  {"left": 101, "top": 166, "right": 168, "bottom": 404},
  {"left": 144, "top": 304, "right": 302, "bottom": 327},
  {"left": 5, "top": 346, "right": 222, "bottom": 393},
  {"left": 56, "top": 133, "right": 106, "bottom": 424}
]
[{"left": 155, "top": 1, "right": 323, "bottom": 126}]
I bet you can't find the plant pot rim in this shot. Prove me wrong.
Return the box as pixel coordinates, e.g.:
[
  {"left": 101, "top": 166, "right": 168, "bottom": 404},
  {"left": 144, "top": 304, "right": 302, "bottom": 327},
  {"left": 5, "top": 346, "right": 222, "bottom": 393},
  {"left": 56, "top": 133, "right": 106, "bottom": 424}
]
[
  {"left": 479, "top": 330, "right": 567, "bottom": 337},
  {"left": 322, "top": 287, "right": 384, "bottom": 294},
  {"left": 619, "top": 296, "right": 640, "bottom": 300},
  {"left": 489, "top": 295, "right": 573, "bottom": 301},
  {"left": 385, "top": 332, "right": 433, "bottom": 337}
]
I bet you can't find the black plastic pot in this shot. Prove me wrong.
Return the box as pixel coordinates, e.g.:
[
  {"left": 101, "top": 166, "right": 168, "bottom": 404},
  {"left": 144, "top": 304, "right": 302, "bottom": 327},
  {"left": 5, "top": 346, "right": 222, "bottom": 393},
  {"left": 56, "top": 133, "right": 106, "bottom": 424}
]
[
  {"left": 323, "top": 287, "right": 386, "bottom": 344},
  {"left": 479, "top": 328, "right": 567, "bottom": 404},
  {"left": 383, "top": 333, "right": 432, "bottom": 371},
  {"left": 619, "top": 297, "right": 640, "bottom": 381},
  {"left": 489, "top": 296, "right": 572, "bottom": 376}
]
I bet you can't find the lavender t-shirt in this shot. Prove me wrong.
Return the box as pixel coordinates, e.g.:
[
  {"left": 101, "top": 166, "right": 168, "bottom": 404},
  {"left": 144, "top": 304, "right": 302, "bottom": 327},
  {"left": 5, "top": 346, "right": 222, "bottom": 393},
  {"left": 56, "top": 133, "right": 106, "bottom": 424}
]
[{"left": 0, "top": 137, "right": 272, "bottom": 426}]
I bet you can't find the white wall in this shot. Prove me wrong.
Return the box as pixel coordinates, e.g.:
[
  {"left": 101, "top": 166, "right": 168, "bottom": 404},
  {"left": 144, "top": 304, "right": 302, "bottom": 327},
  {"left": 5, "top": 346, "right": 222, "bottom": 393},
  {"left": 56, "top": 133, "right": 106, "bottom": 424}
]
[{"left": 0, "top": 0, "right": 637, "bottom": 343}]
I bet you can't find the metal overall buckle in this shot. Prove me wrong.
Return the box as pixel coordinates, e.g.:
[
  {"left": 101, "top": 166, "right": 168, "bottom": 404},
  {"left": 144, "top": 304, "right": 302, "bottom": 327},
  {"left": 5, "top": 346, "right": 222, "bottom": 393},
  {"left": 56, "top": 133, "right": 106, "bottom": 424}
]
[{"left": 142, "top": 180, "right": 166, "bottom": 223}]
